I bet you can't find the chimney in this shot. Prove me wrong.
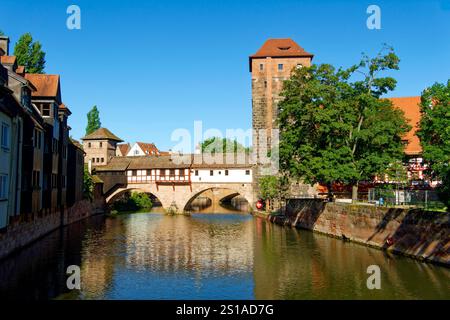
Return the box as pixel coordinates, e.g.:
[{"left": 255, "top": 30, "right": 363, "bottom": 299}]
[{"left": 0, "top": 36, "right": 9, "bottom": 56}]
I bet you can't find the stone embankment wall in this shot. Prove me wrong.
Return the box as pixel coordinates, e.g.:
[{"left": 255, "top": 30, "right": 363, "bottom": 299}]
[
  {"left": 259, "top": 200, "right": 449, "bottom": 266},
  {"left": 0, "top": 199, "right": 105, "bottom": 260}
]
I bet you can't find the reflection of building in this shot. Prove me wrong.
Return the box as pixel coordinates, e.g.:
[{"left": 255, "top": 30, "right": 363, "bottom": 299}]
[{"left": 124, "top": 215, "right": 254, "bottom": 273}]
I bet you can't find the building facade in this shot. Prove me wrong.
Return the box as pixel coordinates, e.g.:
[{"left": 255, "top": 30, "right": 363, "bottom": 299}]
[
  {"left": 0, "top": 34, "right": 84, "bottom": 230},
  {"left": 82, "top": 127, "right": 123, "bottom": 166}
]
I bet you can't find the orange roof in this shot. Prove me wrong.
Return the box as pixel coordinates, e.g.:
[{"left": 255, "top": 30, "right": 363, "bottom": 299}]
[
  {"left": 0, "top": 55, "right": 16, "bottom": 65},
  {"left": 136, "top": 142, "right": 160, "bottom": 155},
  {"left": 15, "top": 65, "right": 25, "bottom": 74},
  {"left": 250, "top": 38, "right": 314, "bottom": 59},
  {"left": 59, "top": 103, "right": 72, "bottom": 115},
  {"left": 24, "top": 74, "right": 60, "bottom": 97},
  {"left": 388, "top": 96, "right": 422, "bottom": 156},
  {"left": 117, "top": 143, "right": 131, "bottom": 156}
]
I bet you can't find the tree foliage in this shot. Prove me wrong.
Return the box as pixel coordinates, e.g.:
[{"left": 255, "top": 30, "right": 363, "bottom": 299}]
[
  {"left": 0, "top": 30, "right": 4, "bottom": 36},
  {"left": 259, "top": 175, "right": 289, "bottom": 210},
  {"left": 13, "top": 33, "right": 46, "bottom": 74},
  {"left": 113, "top": 192, "right": 153, "bottom": 212},
  {"left": 86, "top": 105, "right": 101, "bottom": 135},
  {"left": 417, "top": 80, "right": 450, "bottom": 206},
  {"left": 83, "top": 168, "right": 94, "bottom": 200},
  {"left": 279, "top": 46, "right": 410, "bottom": 196},
  {"left": 201, "top": 137, "right": 250, "bottom": 154},
  {"left": 417, "top": 80, "right": 450, "bottom": 179}
]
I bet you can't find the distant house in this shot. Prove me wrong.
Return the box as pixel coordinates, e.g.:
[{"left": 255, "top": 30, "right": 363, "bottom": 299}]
[
  {"left": 116, "top": 143, "right": 131, "bottom": 157},
  {"left": 127, "top": 142, "right": 161, "bottom": 156},
  {"left": 388, "top": 97, "right": 427, "bottom": 181}
]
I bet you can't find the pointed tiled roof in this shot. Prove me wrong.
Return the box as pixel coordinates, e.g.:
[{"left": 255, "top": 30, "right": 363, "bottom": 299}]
[
  {"left": 388, "top": 96, "right": 422, "bottom": 156},
  {"left": 136, "top": 142, "right": 160, "bottom": 155},
  {"left": 24, "top": 74, "right": 60, "bottom": 97},
  {"left": 117, "top": 143, "right": 131, "bottom": 156},
  {"left": 82, "top": 127, "right": 123, "bottom": 142},
  {"left": 250, "top": 38, "right": 314, "bottom": 59}
]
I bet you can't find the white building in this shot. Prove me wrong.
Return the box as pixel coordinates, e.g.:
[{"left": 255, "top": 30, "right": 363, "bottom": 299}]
[{"left": 127, "top": 142, "right": 161, "bottom": 157}]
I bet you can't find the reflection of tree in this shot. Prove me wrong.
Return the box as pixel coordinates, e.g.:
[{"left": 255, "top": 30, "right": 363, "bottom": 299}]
[{"left": 253, "top": 219, "right": 450, "bottom": 299}]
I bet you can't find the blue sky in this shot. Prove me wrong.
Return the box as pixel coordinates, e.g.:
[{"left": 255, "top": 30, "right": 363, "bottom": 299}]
[{"left": 1, "top": 0, "right": 449, "bottom": 151}]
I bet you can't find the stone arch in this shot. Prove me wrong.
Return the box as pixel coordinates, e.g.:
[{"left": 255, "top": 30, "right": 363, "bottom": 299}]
[
  {"left": 106, "top": 187, "right": 167, "bottom": 209},
  {"left": 183, "top": 186, "right": 253, "bottom": 213}
]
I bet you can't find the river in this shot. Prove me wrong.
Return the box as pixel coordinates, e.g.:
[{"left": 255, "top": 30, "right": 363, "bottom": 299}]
[{"left": 0, "top": 210, "right": 448, "bottom": 300}]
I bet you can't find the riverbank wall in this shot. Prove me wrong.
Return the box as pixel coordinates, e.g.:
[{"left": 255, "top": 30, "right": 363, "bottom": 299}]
[
  {"left": 0, "top": 199, "right": 105, "bottom": 260},
  {"left": 256, "top": 199, "right": 449, "bottom": 266}
]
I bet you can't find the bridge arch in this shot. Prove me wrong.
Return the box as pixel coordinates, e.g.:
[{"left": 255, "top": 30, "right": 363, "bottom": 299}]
[
  {"left": 105, "top": 182, "right": 254, "bottom": 214},
  {"left": 183, "top": 186, "right": 252, "bottom": 213}
]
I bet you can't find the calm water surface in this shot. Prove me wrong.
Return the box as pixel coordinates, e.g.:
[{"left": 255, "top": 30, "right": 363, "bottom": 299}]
[{"left": 0, "top": 211, "right": 448, "bottom": 300}]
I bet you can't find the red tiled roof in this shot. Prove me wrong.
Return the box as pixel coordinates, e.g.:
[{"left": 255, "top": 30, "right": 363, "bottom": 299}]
[
  {"left": 250, "top": 38, "right": 314, "bottom": 59},
  {"left": 117, "top": 143, "right": 131, "bottom": 156},
  {"left": 136, "top": 142, "right": 160, "bottom": 155},
  {"left": 388, "top": 96, "right": 422, "bottom": 156},
  {"left": 59, "top": 103, "right": 72, "bottom": 115},
  {"left": 24, "top": 74, "right": 60, "bottom": 97},
  {"left": 15, "top": 65, "right": 25, "bottom": 74},
  {"left": 0, "top": 55, "right": 16, "bottom": 65}
]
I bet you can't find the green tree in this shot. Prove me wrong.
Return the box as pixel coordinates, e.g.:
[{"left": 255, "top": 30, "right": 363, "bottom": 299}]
[
  {"left": 0, "top": 30, "right": 5, "bottom": 36},
  {"left": 259, "top": 175, "right": 289, "bottom": 211},
  {"left": 83, "top": 168, "right": 94, "bottom": 200},
  {"left": 417, "top": 80, "right": 450, "bottom": 206},
  {"left": 13, "top": 33, "right": 46, "bottom": 74},
  {"left": 201, "top": 137, "right": 250, "bottom": 154},
  {"left": 86, "top": 105, "right": 101, "bottom": 135},
  {"left": 279, "top": 46, "right": 410, "bottom": 201}
]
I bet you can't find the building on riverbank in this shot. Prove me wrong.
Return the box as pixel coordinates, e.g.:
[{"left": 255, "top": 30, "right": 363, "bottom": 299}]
[{"left": 0, "top": 34, "right": 85, "bottom": 230}]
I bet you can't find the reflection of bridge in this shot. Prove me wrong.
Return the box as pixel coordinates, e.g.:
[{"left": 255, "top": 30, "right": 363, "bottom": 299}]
[{"left": 94, "top": 154, "right": 254, "bottom": 213}]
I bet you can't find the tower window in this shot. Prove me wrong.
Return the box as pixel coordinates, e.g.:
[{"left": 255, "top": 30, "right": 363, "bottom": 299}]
[
  {"left": 278, "top": 64, "right": 284, "bottom": 71},
  {"left": 210, "top": 170, "right": 214, "bottom": 176},
  {"left": 245, "top": 170, "right": 251, "bottom": 175},
  {"left": 100, "top": 142, "right": 103, "bottom": 148},
  {"left": 225, "top": 170, "right": 229, "bottom": 176},
  {"left": 259, "top": 64, "right": 264, "bottom": 71}
]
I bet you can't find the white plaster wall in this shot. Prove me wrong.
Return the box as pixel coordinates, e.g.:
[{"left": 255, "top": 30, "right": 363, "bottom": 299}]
[{"left": 190, "top": 169, "right": 252, "bottom": 183}]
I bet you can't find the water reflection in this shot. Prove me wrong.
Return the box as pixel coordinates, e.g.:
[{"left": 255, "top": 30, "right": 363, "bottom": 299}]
[{"left": 0, "top": 212, "right": 448, "bottom": 300}]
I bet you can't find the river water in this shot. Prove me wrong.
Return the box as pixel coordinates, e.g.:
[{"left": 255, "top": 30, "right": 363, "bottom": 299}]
[{"left": 0, "top": 211, "right": 448, "bottom": 300}]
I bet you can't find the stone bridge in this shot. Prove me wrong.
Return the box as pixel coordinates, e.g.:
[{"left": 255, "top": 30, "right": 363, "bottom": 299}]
[{"left": 106, "top": 182, "right": 254, "bottom": 214}]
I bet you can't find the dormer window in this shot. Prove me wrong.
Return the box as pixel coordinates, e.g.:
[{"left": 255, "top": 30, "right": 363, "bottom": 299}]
[{"left": 278, "top": 46, "right": 291, "bottom": 51}]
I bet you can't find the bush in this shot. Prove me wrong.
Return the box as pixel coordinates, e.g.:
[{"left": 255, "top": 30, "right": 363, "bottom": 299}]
[{"left": 112, "top": 192, "right": 153, "bottom": 212}]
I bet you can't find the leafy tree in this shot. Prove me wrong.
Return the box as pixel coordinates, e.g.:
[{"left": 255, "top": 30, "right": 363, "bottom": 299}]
[
  {"left": 201, "top": 137, "right": 250, "bottom": 154},
  {"left": 113, "top": 192, "right": 153, "bottom": 212},
  {"left": 86, "top": 105, "right": 101, "bottom": 135},
  {"left": 417, "top": 80, "right": 450, "bottom": 206},
  {"left": 417, "top": 80, "right": 450, "bottom": 178},
  {"left": 259, "top": 175, "right": 289, "bottom": 211},
  {"left": 0, "top": 30, "right": 4, "bottom": 36},
  {"left": 279, "top": 46, "right": 410, "bottom": 201},
  {"left": 13, "top": 33, "right": 46, "bottom": 74},
  {"left": 83, "top": 168, "right": 94, "bottom": 200}
]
